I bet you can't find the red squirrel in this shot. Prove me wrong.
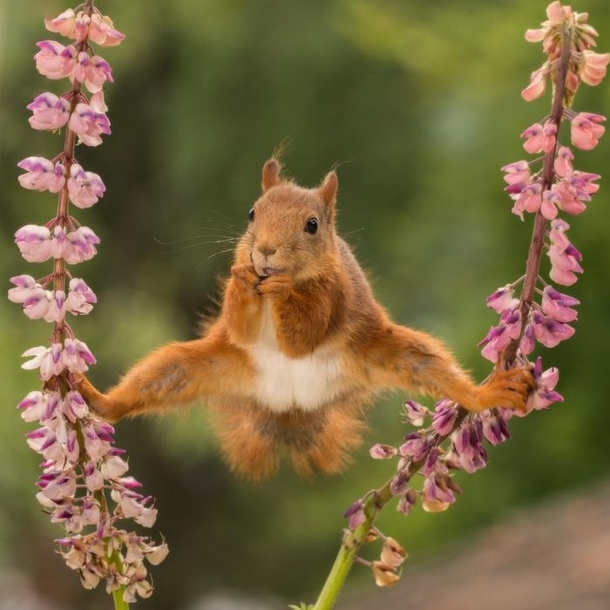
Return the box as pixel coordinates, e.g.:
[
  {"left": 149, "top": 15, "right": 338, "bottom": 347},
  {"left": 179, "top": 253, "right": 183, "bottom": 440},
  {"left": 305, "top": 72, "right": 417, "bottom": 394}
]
[{"left": 78, "top": 159, "right": 533, "bottom": 480}]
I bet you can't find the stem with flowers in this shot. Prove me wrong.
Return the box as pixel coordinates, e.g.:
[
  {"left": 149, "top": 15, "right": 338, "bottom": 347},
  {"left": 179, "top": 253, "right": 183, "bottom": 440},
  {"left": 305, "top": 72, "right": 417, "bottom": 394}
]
[
  {"left": 296, "top": 3, "right": 609, "bottom": 609},
  {"left": 10, "top": 3, "right": 167, "bottom": 608}
]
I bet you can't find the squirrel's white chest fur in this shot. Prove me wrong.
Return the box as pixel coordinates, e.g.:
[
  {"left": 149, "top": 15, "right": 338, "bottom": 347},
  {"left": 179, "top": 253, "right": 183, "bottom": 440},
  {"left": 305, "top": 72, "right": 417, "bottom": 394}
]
[{"left": 246, "top": 302, "right": 343, "bottom": 412}]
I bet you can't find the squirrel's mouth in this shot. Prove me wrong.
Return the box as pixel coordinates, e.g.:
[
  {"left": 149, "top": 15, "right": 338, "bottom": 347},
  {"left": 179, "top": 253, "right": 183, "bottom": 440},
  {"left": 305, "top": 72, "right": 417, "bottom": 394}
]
[{"left": 259, "top": 267, "right": 284, "bottom": 278}]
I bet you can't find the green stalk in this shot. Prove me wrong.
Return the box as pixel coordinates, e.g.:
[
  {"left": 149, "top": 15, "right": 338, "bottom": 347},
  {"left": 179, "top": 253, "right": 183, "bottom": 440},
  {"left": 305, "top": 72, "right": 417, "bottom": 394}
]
[
  {"left": 112, "top": 588, "right": 129, "bottom": 610},
  {"left": 312, "top": 483, "right": 392, "bottom": 610}
]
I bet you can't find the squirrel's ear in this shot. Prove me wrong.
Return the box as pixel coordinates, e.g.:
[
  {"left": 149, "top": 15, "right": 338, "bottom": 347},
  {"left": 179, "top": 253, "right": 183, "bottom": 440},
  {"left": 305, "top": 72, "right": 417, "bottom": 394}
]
[
  {"left": 261, "top": 158, "right": 281, "bottom": 193},
  {"left": 318, "top": 171, "right": 338, "bottom": 205}
]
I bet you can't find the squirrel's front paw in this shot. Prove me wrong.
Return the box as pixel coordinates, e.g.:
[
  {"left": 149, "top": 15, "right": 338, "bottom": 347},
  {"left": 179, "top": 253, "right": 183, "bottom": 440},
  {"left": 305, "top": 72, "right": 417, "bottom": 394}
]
[
  {"left": 231, "top": 264, "right": 261, "bottom": 294},
  {"left": 475, "top": 367, "right": 536, "bottom": 412},
  {"left": 257, "top": 275, "right": 292, "bottom": 299}
]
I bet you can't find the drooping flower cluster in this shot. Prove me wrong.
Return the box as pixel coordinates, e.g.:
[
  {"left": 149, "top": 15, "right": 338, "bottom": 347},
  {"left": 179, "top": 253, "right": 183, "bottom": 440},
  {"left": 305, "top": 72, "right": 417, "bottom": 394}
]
[
  {"left": 9, "top": 3, "right": 167, "bottom": 603},
  {"left": 482, "top": 0, "right": 606, "bottom": 367},
  {"left": 343, "top": 2, "right": 605, "bottom": 589}
]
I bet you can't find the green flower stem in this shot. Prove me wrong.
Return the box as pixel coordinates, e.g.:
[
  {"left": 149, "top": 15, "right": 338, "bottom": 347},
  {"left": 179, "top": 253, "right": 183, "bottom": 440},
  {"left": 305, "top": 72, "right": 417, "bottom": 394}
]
[
  {"left": 112, "top": 587, "right": 129, "bottom": 610},
  {"left": 312, "top": 482, "right": 393, "bottom": 610},
  {"left": 109, "top": 548, "right": 130, "bottom": 610}
]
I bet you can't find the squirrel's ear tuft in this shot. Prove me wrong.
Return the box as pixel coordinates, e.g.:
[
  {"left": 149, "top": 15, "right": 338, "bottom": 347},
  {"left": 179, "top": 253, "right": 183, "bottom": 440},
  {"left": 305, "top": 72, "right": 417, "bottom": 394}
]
[
  {"left": 261, "top": 158, "right": 282, "bottom": 193},
  {"left": 318, "top": 171, "right": 338, "bottom": 205}
]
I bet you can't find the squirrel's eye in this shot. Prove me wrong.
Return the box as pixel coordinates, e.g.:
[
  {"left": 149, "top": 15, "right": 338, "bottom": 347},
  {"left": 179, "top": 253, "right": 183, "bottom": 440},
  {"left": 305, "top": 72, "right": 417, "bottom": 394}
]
[
  {"left": 248, "top": 208, "right": 255, "bottom": 222},
  {"left": 305, "top": 218, "right": 319, "bottom": 234}
]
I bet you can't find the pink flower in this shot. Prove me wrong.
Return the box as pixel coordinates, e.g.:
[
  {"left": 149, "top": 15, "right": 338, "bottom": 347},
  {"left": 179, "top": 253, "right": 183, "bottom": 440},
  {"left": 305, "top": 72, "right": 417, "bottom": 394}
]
[
  {"left": 399, "top": 432, "right": 431, "bottom": 461},
  {"left": 519, "top": 321, "right": 536, "bottom": 356},
  {"left": 67, "top": 163, "right": 106, "bottom": 208},
  {"left": 62, "top": 338, "right": 96, "bottom": 373},
  {"left": 11, "top": 284, "right": 66, "bottom": 323},
  {"left": 502, "top": 160, "right": 532, "bottom": 199},
  {"left": 481, "top": 412, "right": 511, "bottom": 446},
  {"left": 546, "top": 1, "right": 570, "bottom": 25},
  {"left": 422, "top": 472, "right": 459, "bottom": 509},
  {"left": 541, "top": 286, "right": 579, "bottom": 323},
  {"left": 512, "top": 182, "right": 543, "bottom": 220},
  {"left": 539, "top": 188, "right": 560, "bottom": 220},
  {"left": 88, "top": 13, "right": 125, "bottom": 47},
  {"left": 66, "top": 278, "right": 97, "bottom": 315},
  {"left": 34, "top": 40, "right": 76, "bottom": 79},
  {"left": 68, "top": 93, "right": 111, "bottom": 147},
  {"left": 27, "top": 92, "right": 70, "bottom": 131},
  {"left": 8, "top": 274, "right": 38, "bottom": 303},
  {"left": 521, "top": 121, "right": 557, "bottom": 154},
  {"left": 370, "top": 444, "right": 397, "bottom": 459},
  {"left": 431, "top": 399, "right": 459, "bottom": 436},
  {"left": 530, "top": 310, "right": 575, "bottom": 348},
  {"left": 396, "top": 489, "right": 417, "bottom": 516},
  {"left": 17, "top": 156, "right": 66, "bottom": 193},
  {"left": 552, "top": 180, "right": 587, "bottom": 216},
  {"left": 451, "top": 422, "right": 487, "bottom": 474},
  {"left": 15, "top": 224, "right": 53, "bottom": 263},
  {"left": 478, "top": 306, "right": 522, "bottom": 362},
  {"left": 579, "top": 51, "right": 610, "bottom": 86},
  {"left": 403, "top": 400, "right": 428, "bottom": 427},
  {"left": 21, "top": 343, "right": 64, "bottom": 380},
  {"left": 521, "top": 123, "right": 544, "bottom": 153},
  {"left": 486, "top": 285, "right": 516, "bottom": 314},
  {"left": 37, "top": 470, "right": 78, "bottom": 501},
  {"left": 101, "top": 455, "right": 130, "bottom": 479},
  {"left": 65, "top": 226, "right": 100, "bottom": 264},
  {"left": 570, "top": 112, "right": 605, "bottom": 150},
  {"left": 553, "top": 146, "right": 574, "bottom": 177},
  {"left": 44, "top": 9, "right": 79, "bottom": 39},
  {"left": 64, "top": 391, "right": 89, "bottom": 422},
  {"left": 70, "top": 52, "right": 114, "bottom": 93},
  {"left": 521, "top": 65, "right": 547, "bottom": 101},
  {"left": 530, "top": 358, "right": 563, "bottom": 410},
  {"left": 547, "top": 220, "right": 583, "bottom": 286}
]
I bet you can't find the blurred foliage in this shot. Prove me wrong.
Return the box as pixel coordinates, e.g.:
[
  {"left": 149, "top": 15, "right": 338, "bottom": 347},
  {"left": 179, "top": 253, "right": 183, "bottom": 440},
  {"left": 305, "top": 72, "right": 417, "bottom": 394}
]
[{"left": 1, "top": 0, "right": 609, "bottom": 608}]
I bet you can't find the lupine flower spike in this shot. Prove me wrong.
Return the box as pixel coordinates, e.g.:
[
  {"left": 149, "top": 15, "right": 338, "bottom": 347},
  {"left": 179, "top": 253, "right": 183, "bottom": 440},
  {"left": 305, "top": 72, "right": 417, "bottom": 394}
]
[
  {"left": 10, "top": 2, "right": 167, "bottom": 606},
  {"left": 307, "top": 4, "right": 605, "bottom": 607}
]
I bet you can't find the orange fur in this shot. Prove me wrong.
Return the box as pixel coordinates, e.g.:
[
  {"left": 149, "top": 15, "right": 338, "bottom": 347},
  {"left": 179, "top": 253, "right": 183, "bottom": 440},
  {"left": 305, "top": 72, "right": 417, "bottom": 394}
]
[{"left": 78, "top": 159, "right": 533, "bottom": 479}]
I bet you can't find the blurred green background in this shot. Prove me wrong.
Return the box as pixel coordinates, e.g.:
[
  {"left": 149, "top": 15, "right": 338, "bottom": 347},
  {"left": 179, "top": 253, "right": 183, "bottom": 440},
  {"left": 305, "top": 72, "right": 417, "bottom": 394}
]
[{"left": 1, "top": 1, "right": 609, "bottom": 608}]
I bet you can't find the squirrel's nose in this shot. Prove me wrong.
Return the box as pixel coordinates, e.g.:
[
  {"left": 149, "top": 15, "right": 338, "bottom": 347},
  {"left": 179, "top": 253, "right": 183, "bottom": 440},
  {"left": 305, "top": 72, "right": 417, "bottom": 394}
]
[{"left": 257, "top": 243, "right": 277, "bottom": 256}]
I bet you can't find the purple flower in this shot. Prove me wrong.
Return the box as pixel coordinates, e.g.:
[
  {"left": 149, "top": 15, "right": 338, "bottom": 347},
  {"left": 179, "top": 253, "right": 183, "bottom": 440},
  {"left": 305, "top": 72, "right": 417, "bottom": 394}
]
[
  {"left": 17, "top": 156, "right": 66, "bottom": 193},
  {"left": 15, "top": 224, "right": 53, "bottom": 263},
  {"left": 399, "top": 432, "right": 432, "bottom": 461},
  {"left": 71, "top": 51, "right": 114, "bottom": 93},
  {"left": 34, "top": 40, "right": 76, "bottom": 79},
  {"left": 67, "top": 163, "right": 106, "bottom": 208},
  {"left": 486, "top": 285, "right": 516, "bottom": 313},
  {"left": 422, "top": 472, "right": 460, "bottom": 512},
  {"left": 396, "top": 489, "right": 417, "bottom": 516},
  {"left": 431, "top": 399, "right": 459, "bottom": 435},
  {"left": 530, "top": 310, "right": 575, "bottom": 348},
  {"left": 344, "top": 500, "right": 367, "bottom": 529},
  {"left": 547, "top": 219, "right": 583, "bottom": 286},
  {"left": 541, "top": 285, "right": 579, "bottom": 322},
  {"left": 481, "top": 412, "right": 511, "bottom": 445},
  {"left": 66, "top": 278, "right": 97, "bottom": 315},
  {"left": 370, "top": 443, "right": 398, "bottom": 459},
  {"left": 68, "top": 95, "right": 111, "bottom": 147},
  {"left": 530, "top": 357, "right": 563, "bottom": 411},
  {"left": 451, "top": 421, "right": 488, "bottom": 473},
  {"left": 403, "top": 399, "right": 428, "bottom": 427},
  {"left": 27, "top": 92, "right": 70, "bottom": 131}
]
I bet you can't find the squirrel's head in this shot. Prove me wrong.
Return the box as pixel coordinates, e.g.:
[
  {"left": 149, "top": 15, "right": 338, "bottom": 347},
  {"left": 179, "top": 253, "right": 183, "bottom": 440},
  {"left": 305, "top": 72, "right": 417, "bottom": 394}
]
[{"left": 240, "top": 158, "right": 339, "bottom": 282}]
